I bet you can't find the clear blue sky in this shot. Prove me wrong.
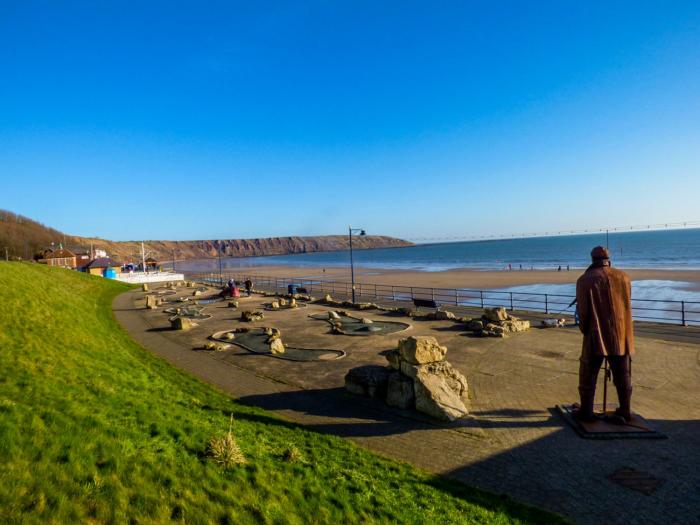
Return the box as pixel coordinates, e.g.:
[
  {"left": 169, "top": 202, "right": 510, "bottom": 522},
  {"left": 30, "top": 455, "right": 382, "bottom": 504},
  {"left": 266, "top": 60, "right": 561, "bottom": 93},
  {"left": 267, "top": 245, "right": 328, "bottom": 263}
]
[{"left": 1, "top": 2, "right": 699, "bottom": 241}]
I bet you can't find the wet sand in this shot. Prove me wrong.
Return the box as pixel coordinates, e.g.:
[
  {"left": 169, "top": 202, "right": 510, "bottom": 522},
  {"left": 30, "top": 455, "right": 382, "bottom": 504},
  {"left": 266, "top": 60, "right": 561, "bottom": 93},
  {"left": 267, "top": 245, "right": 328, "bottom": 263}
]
[{"left": 218, "top": 264, "right": 700, "bottom": 292}]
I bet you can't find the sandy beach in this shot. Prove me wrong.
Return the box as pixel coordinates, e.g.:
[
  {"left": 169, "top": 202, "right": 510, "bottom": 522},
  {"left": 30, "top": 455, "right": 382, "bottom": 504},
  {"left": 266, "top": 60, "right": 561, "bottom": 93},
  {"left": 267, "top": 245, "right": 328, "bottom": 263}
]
[{"left": 213, "top": 263, "right": 700, "bottom": 292}]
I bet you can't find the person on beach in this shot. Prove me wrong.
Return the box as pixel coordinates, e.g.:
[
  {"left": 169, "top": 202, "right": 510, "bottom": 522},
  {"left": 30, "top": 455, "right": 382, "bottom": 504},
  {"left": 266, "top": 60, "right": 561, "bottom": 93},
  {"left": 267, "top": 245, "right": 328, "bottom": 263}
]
[
  {"left": 574, "top": 246, "right": 634, "bottom": 423},
  {"left": 244, "top": 278, "right": 252, "bottom": 296}
]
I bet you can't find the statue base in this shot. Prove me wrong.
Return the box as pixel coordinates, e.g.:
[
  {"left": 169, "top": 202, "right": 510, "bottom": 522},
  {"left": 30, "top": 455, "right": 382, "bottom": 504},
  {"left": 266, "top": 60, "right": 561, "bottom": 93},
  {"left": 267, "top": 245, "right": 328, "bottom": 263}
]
[{"left": 557, "top": 404, "right": 666, "bottom": 440}]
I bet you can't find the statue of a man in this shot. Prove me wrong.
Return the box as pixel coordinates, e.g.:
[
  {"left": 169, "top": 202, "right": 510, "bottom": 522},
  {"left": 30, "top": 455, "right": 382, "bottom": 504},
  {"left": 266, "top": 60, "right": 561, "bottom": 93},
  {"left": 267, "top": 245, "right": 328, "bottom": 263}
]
[{"left": 574, "top": 246, "right": 634, "bottom": 422}]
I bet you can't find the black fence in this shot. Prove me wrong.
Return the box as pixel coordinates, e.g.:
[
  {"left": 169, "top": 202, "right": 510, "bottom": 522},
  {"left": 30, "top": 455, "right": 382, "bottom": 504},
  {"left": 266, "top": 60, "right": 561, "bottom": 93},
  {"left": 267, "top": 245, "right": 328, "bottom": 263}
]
[{"left": 186, "top": 272, "right": 700, "bottom": 327}]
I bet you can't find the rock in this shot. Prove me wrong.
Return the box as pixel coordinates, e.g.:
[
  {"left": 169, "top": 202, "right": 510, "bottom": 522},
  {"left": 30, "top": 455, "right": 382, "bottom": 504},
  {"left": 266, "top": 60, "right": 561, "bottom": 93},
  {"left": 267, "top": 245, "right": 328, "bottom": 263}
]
[
  {"left": 400, "top": 360, "right": 468, "bottom": 403},
  {"left": 360, "top": 317, "right": 373, "bottom": 324},
  {"left": 328, "top": 311, "right": 341, "bottom": 320},
  {"left": 193, "top": 290, "right": 202, "bottom": 297},
  {"left": 344, "top": 365, "right": 391, "bottom": 399},
  {"left": 278, "top": 298, "right": 287, "bottom": 307},
  {"left": 484, "top": 307, "right": 509, "bottom": 322},
  {"left": 224, "top": 332, "right": 235, "bottom": 340},
  {"left": 501, "top": 319, "right": 530, "bottom": 333},
  {"left": 228, "top": 300, "right": 239, "bottom": 308},
  {"left": 413, "top": 366, "right": 469, "bottom": 421},
  {"left": 240, "top": 310, "right": 264, "bottom": 322},
  {"left": 386, "top": 372, "right": 415, "bottom": 409},
  {"left": 142, "top": 283, "right": 149, "bottom": 292},
  {"left": 269, "top": 338, "right": 285, "bottom": 354},
  {"left": 204, "top": 341, "right": 217, "bottom": 350},
  {"left": 465, "top": 319, "right": 483, "bottom": 331},
  {"left": 323, "top": 294, "right": 333, "bottom": 303},
  {"left": 481, "top": 323, "right": 507, "bottom": 338},
  {"left": 170, "top": 316, "right": 197, "bottom": 331},
  {"left": 270, "top": 300, "right": 280, "bottom": 310},
  {"left": 384, "top": 349, "right": 401, "bottom": 370},
  {"left": 145, "top": 296, "right": 158, "bottom": 309},
  {"left": 398, "top": 336, "right": 447, "bottom": 365},
  {"left": 289, "top": 298, "right": 297, "bottom": 307},
  {"left": 429, "top": 310, "right": 456, "bottom": 321}
]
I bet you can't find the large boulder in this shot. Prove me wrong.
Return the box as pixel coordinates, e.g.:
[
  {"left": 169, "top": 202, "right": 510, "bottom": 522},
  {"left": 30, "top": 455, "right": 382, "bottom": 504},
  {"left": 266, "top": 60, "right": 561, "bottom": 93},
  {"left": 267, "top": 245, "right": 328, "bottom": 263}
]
[
  {"left": 344, "top": 365, "right": 391, "bottom": 399},
  {"left": 413, "top": 368, "right": 469, "bottom": 421},
  {"left": 484, "top": 307, "right": 509, "bottom": 322},
  {"left": 170, "top": 316, "right": 197, "bottom": 331},
  {"left": 398, "top": 336, "right": 447, "bottom": 365},
  {"left": 386, "top": 372, "right": 415, "bottom": 410},
  {"left": 384, "top": 349, "right": 401, "bottom": 370},
  {"left": 400, "top": 360, "right": 469, "bottom": 416}
]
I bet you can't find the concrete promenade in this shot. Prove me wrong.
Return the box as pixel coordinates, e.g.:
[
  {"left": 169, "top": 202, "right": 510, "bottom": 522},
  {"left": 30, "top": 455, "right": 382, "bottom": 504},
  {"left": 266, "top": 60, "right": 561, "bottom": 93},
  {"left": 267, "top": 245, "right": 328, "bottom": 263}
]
[{"left": 114, "top": 287, "right": 700, "bottom": 524}]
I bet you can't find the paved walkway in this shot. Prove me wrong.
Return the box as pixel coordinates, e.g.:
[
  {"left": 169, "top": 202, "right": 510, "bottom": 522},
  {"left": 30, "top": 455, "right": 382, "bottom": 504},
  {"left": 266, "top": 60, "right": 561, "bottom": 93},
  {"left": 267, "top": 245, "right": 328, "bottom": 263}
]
[{"left": 114, "top": 289, "right": 700, "bottom": 524}]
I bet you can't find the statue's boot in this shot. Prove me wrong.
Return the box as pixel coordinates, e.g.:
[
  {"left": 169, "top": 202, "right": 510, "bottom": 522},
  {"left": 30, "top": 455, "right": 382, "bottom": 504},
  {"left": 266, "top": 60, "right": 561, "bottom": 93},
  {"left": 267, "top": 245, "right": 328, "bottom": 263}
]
[
  {"left": 573, "top": 388, "right": 596, "bottom": 422},
  {"left": 610, "top": 356, "right": 632, "bottom": 422},
  {"left": 614, "top": 387, "right": 632, "bottom": 422}
]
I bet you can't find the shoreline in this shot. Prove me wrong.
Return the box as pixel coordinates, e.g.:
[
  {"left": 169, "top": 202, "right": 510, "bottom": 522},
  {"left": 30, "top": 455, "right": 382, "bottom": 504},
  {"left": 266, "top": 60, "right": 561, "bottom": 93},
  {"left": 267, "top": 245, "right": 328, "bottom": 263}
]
[{"left": 179, "top": 262, "right": 700, "bottom": 292}]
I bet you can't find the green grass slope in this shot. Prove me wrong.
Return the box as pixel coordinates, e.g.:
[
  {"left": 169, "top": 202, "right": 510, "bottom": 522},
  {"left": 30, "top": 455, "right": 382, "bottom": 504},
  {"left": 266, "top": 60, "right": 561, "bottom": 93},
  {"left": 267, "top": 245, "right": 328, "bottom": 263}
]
[{"left": 0, "top": 262, "right": 564, "bottom": 524}]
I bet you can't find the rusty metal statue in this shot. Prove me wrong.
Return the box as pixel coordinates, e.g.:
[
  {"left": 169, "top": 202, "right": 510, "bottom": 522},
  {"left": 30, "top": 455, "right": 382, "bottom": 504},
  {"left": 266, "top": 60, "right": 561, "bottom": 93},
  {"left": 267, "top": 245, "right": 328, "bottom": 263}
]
[{"left": 573, "top": 246, "right": 634, "bottom": 423}]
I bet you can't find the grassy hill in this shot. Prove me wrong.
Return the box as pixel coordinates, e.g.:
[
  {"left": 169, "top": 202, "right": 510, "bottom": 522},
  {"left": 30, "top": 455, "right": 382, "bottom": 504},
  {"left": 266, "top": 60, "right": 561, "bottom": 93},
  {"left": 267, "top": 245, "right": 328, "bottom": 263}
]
[{"left": 0, "top": 262, "right": 563, "bottom": 524}]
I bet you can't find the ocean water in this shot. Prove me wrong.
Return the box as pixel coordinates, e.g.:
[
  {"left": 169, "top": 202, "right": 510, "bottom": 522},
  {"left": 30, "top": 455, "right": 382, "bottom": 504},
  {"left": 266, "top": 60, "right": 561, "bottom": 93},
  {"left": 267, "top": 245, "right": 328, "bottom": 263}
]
[{"left": 180, "top": 228, "right": 700, "bottom": 272}]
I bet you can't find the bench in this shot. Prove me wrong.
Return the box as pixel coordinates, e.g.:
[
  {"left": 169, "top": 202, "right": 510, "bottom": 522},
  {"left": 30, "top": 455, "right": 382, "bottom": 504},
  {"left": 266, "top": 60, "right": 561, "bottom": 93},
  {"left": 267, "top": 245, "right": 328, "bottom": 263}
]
[{"left": 413, "top": 298, "right": 438, "bottom": 309}]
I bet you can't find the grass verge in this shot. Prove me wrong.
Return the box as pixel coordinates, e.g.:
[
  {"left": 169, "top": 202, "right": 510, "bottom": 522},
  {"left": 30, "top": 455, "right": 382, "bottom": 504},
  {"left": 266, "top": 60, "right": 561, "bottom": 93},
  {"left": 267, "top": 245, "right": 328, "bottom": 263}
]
[{"left": 0, "top": 262, "right": 565, "bottom": 524}]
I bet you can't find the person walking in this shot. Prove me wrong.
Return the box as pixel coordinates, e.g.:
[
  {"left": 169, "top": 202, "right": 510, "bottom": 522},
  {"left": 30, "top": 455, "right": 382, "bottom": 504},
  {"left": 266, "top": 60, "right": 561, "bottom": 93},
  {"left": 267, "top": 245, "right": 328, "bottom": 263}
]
[
  {"left": 574, "top": 246, "right": 634, "bottom": 422},
  {"left": 244, "top": 278, "right": 253, "bottom": 297}
]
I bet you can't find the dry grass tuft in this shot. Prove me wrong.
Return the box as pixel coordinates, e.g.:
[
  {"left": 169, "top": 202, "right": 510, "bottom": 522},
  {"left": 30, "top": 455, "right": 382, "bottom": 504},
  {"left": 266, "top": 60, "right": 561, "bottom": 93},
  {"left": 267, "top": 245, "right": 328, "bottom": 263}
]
[
  {"left": 282, "top": 444, "right": 303, "bottom": 463},
  {"left": 208, "top": 415, "right": 246, "bottom": 468}
]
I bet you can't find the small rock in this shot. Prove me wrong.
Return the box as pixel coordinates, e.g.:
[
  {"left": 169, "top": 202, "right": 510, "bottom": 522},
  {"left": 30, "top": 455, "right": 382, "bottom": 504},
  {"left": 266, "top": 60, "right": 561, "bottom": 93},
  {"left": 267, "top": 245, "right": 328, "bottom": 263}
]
[
  {"left": 145, "top": 296, "right": 158, "bottom": 309},
  {"left": 328, "top": 311, "right": 341, "bottom": 320},
  {"left": 278, "top": 298, "right": 287, "bottom": 307},
  {"left": 224, "top": 332, "right": 235, "bottom": 340},
  {"left": 193, "top": 290, "right": 202, "bottom": 297},
  {"left": 465, "top": 319, "right": 483, "bottom": 331},
  {"left": 241, "top": 310, "right": 264, "bottom": 322},
  {"left": 142, "top": 283, "right": 149, "bottom": 292},
  {"left": 484, "top": 307, "right": 509, "bottom": 322},
  {"left": 270, "top": 300, "right": 280, "bottom": 310},
  {"left": 228, "top": 300, "right": 239, "bottom": 308},
  {"left": 170, "top": 316, "right": 197, "bottom": 331},
  {"left": 269, "top": 338, "right": 285, "bottom": 354},
  {"left": 360, "top": 317, "right": 373, "bottom": 324}
]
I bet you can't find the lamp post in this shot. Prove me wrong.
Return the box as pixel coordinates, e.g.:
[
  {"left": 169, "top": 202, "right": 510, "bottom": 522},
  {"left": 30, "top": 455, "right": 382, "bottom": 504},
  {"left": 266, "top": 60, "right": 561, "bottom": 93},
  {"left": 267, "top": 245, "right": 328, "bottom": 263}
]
[
  {"left": 217, "top": 241, "right": 223, "bottom": 285},
  {"left": 348, "top": 226, "right": 366, "bottom": 303}
]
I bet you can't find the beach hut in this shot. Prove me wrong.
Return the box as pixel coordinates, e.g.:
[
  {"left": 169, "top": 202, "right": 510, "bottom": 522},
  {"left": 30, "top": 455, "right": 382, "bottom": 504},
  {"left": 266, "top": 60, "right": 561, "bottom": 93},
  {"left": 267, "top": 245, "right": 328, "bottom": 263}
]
[{"left": 85, "top": 257, "right": 121, "bottom": 277}]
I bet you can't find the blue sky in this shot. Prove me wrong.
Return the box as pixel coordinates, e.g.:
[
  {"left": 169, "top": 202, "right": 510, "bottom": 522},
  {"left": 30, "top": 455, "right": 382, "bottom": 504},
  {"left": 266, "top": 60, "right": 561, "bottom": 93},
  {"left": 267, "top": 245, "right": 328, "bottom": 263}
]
[{"left": 1, "top": 2, "right": 699, "bottom": 241}]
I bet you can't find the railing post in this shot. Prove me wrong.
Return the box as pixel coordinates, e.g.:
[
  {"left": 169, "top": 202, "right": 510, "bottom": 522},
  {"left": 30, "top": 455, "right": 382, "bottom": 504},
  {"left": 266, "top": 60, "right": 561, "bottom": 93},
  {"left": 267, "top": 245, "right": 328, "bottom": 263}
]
[
  {"left": 480, "top": 290, "right": 484, "bottom": 308},
  {"left": 545, "top": 294, "right": 549, "bottom": 314},
  {"left": 681, "top": 301, "right": 686, "bottom": 326},
  {"left": 410, "top": 287, "right": 414, "bottom": 300},
  {"left": 374, "top": 283, "right": 378, "bottom": 299},
  {"left": 510, "top": 292, "right": 514, "bottom": 311},
  {"left": 392, "top": 286, "right": 396, "bottom": 301},
  {"left": 455, "top": 288, "right": 458, "bottom": 306},
  {"left": 431, "top": 288, "right": 435, "bottom": 301}
]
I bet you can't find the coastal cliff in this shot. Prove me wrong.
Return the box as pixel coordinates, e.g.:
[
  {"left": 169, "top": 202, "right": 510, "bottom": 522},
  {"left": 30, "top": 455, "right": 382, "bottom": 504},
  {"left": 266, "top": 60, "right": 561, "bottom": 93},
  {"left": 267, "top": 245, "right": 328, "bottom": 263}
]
[
  {"left": 71, "top": 235, "right": 412, "bottom": 261},
  {"left": 0, "top": 210, "right": 411, "bottom": 261}
]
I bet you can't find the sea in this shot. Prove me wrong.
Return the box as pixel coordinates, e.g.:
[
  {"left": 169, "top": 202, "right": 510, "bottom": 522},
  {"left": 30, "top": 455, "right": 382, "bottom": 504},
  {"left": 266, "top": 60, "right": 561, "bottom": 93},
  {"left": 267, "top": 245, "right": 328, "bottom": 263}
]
[
  {"left": 177, "top": 228, "right": 700, "bottom": 323},
  {"left": 180, "top": 228, "right": 700, "bottom": 273}
]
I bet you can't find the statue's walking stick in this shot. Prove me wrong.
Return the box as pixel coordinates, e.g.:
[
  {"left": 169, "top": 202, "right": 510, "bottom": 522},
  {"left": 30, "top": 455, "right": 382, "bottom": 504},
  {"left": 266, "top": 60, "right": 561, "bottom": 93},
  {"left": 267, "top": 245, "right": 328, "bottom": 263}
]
[{"left": 602, "top": 357, "right": 610, "bottom": 414}]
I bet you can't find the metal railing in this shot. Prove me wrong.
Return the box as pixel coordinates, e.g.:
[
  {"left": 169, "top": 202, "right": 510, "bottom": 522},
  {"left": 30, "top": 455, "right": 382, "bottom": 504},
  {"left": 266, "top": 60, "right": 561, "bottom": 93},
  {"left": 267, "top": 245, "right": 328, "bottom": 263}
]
[{"left": 186, "top": 272, "right": 700, "bottom": 327}]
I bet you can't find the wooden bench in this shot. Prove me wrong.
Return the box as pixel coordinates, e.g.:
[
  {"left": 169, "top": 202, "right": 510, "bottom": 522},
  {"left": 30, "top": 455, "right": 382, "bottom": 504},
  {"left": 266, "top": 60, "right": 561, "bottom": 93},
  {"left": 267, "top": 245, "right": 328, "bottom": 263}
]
[{"left": 413, "top": 298, "right": 438, "bottom": 309}]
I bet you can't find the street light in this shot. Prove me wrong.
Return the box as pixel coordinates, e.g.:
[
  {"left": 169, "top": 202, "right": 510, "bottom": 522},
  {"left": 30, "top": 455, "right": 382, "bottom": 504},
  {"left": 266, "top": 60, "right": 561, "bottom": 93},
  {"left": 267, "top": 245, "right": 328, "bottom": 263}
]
[
  {"left": 348, "top": 226, "right": 366, "bottom": 303},
  {"left": 217, "top": 241, "right": 223, "bottom": 285}
]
